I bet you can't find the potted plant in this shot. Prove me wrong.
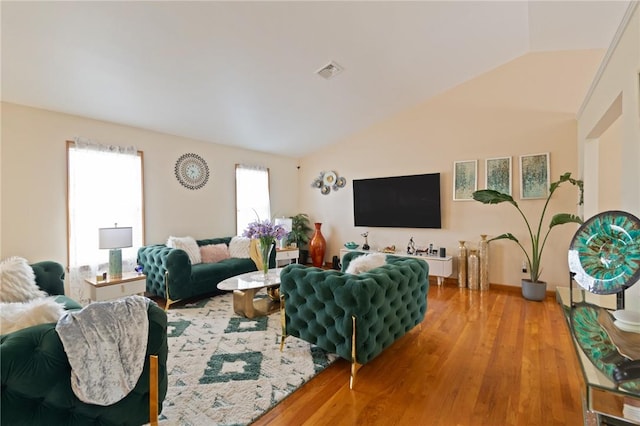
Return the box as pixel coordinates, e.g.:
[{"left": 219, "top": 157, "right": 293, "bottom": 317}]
[
  {"left": 287, "top": 213, "right": 313, "bottom": 264},
  {"left": 472, "top": 172, "right": 584, "bottom": 301}
]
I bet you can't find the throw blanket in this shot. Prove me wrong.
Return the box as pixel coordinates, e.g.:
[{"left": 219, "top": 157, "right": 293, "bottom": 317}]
[{"left": 55, "top": 295, "right": 150, "bottom": 406}]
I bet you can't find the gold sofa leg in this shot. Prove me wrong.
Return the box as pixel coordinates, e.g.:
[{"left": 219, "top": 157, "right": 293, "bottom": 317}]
[
  {"left": 149, "top": 355, "right": 159, "bottom": 426},
  {"left": 163, "top": 272, "right": 181, "bottom": 311},
  {"left": 280, "top": 295, "right": 287, "bottom": 352},
  {"left": 350, "top": 315, "right": 362, "bottom": 390}
]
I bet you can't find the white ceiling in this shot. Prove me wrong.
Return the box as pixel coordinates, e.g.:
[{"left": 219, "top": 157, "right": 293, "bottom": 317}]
[{"left": 1, "top": 1, "right": 630, "bottom": 158}]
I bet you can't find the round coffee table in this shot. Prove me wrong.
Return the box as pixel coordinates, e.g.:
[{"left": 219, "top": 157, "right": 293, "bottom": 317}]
[{"left": 217, "top": 268, "right": 283, "bottom": 319}]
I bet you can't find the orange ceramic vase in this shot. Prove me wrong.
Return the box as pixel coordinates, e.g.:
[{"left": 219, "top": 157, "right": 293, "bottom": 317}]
[{"left": 309, "top": 222, "right": 326, "bottom": 267}]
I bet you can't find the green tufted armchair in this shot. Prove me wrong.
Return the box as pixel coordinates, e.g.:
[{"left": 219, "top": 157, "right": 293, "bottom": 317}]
[
  {"left": 1, "top": 261, "right": 168, "bottom": 425},
  {"left": 279, "top": 252, "right": 429, "bottom": 388}
]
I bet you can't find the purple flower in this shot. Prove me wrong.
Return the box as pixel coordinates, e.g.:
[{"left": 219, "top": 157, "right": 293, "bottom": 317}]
[{"left": 242, "top": 219, "right": 287, "bottom": 240}]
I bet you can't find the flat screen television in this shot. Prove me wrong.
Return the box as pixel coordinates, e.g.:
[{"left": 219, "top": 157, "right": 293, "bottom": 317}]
[{"left": 353, "top": 173, "right": 441, "bottom": 228}]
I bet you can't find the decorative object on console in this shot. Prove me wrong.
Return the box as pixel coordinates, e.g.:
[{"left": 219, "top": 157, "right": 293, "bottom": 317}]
[
  {"left": 242, "top": 219, "right": 287, "bottom": 277},
  {"left": 407, "top": 237, "right": 416, "bottom": 255},
  {"left": 344, "top": 242, "right": 359, "bottom": 250},
  {"left": 311, "top": 170, "right": 346, "bottom": 195},
  {"left": 467, "top": 249, "right": 479, "bottom": 290},
  {"left": 453, "top": 160, "right": 477, "bottom": 201},
  {"left": 473, "top": 172, "right": 583, "bottom": 301},
  {"left": 382, "top": 245, "right": 396, "bottom": 254},
  {"left": 361, "top": 232, "right": 370, "bottom": 251},
  {"left": 174, "top": 152, "right": 209, "bottom": 190},
  {"left": 568, "top": 210, "right": 640, "bottom": 295},
  {"left": 99, "top": 224, "right": 133, "bottom": 279},
  {"left": 479, "top": 235, "right": 490, "bottom": 291},
  {"left": 457, "top": 241, "right": 467, "bottom": 288},
  {"left": 309, "top": 223, "right": 326, "bottom": 267}
]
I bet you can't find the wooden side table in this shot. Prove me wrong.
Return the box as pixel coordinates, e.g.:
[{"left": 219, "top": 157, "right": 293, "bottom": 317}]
[{"left": 84, "top": 272, "right": 146, "bottom": 302}]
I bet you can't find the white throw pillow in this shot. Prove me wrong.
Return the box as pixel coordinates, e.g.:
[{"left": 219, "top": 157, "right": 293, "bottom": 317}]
[
  {"left": 0, "top": 256, "right": 47, "bottom": 303},
  {"left": 228, "top": 236, "right": 251, "bottom": 258},
  {"left": 0, "top": 297, "right": 66, "bottom": 334},
  {"left": 345, "top": 253, "right": 387, "bottom": 274},
  {"left": 167, "top": 236, "right": 202, "bottom": 264}
]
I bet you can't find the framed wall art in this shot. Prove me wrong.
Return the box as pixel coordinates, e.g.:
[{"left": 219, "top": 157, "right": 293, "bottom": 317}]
[
  {"left": 485, "top": 156, "right": 512, "bottom": 195},
  {"left": 453, "top": 160, "right": 477, "bottom": 201},
  {"left": 519, "top": 153, "right": 550, "bottom": 199}
]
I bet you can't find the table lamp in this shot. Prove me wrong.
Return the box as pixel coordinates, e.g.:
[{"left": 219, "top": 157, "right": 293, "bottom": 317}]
[
  {"left": 99, "top": 224, "right": 132, "bottom": 279},
  {"left": 275, "top": 217, "right": 293, "bottom": 249}
]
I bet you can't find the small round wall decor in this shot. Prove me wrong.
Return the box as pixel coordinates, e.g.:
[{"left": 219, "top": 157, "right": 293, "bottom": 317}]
[
  {"left": 311, "top": 170, "right": 346, "bottom": 195},
  {"left": 175, "top": 153, "right": 209, "bottom": 190}
]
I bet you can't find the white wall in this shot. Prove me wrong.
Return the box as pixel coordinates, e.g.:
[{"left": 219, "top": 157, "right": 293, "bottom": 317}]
[
  {"left": 1, "top": 47, "right": 612, "bottom": 294},
  {"left": 298, "top": 50, "right": 604, "bottom": 290},
  {"left": 0, "top": 102, "right": 299, "bottom": 266},
  {"left": 577, "top": 3, "right": 640, "bottom": 308}
]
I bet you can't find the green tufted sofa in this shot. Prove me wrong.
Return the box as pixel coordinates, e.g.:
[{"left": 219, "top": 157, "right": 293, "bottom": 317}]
[
  {"left": 279, "top": 251, "right": 429, "bottom": 388},
  {"left": 137, "top": 236, "right": 276, "bottom": 309},
  {"left": 0, "top": 261, "right": 168, "bottom": 425}
]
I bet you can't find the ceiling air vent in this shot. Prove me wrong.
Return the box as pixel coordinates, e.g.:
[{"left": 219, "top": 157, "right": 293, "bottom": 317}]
[{"left": 315, "top": 61, "right": 344, "bottom": 79}]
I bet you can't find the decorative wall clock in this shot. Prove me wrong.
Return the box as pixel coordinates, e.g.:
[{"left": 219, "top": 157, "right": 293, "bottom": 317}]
[{"left": 174, "top": 153, "right": 209, "bottom": 190}]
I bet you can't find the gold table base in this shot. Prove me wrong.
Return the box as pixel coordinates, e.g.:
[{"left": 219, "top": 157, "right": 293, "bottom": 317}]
[{"left": 232, "top": 287, "right": 280, "bottom": 319}]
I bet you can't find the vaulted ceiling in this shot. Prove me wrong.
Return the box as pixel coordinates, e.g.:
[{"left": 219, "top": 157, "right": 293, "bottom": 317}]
[{"left": 1, "top": 1, "right": 630, "bottom": 157}]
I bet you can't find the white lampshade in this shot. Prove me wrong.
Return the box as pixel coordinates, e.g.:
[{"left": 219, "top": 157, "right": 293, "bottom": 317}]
[
  {"left": 99, "top": 226, "right": 133, "bottom": 249},
  {"left": 275, "top": 217, "right": 293, "bottom": 233}
]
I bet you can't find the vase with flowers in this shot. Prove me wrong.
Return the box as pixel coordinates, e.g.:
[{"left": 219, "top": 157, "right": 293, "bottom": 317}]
[{"left": 243, "top": 219, "right": 288, "bottom": 277}]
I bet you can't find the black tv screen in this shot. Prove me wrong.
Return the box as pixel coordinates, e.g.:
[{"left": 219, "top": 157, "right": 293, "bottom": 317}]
[{"left": 353, "top": 173, "right": 441, "bottom": 228}]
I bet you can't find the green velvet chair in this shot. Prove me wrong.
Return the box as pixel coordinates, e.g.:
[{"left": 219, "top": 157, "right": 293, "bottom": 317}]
[
  {"left": 1, "top": 261, "right": 168, "bottom": 425},
  {"left": 279, "top": 252, "right": 429, "bottom": 388}
]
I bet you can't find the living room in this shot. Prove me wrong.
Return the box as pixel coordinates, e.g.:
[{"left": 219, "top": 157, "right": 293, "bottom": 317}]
[
  {"left": 2, "top": 1, "right": 640, "bottom": 424},
  {"left": 3, "top": 2, "right": 636, "bottom": 295}
]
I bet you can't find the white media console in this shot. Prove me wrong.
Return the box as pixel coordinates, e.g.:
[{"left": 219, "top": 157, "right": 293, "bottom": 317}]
[{"left": 339, "top": 248, "right": 453, "bottom": 285}]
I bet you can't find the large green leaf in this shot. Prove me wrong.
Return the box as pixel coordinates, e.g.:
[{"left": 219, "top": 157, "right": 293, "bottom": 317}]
[
  {"left": 472, "top": 190, "right": 518, "bottom": 207},
  {"left": 549, "top": 213, "right": 583, "bottom": 229},
  {"left": 489, "top": 233, "right": 520, "bottom": 244}
]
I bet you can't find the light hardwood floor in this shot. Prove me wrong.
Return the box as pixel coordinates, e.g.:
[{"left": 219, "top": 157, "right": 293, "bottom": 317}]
[{"left": 252, "top": 282, "right": 585, "bottom": 426}]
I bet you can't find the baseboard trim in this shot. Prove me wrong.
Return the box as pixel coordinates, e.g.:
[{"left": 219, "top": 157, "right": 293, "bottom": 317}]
[{"left": 441, "top": 279, "right": 554, "bottom": 299}]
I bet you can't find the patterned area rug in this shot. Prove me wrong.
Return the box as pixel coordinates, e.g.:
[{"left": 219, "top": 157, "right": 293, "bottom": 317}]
[{"left": 158, "top": 293, "right": 337, "bottom": 425}]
